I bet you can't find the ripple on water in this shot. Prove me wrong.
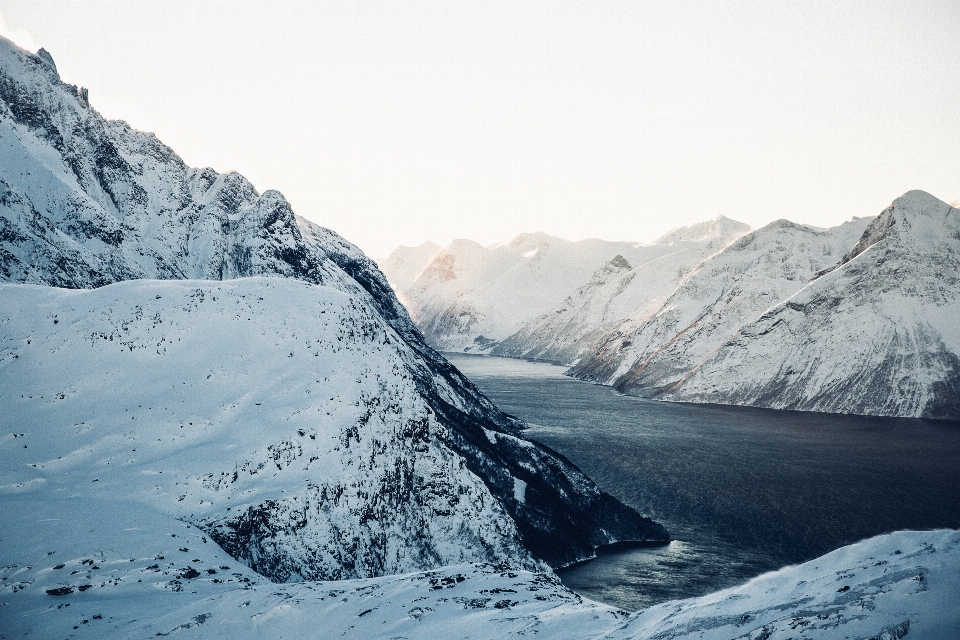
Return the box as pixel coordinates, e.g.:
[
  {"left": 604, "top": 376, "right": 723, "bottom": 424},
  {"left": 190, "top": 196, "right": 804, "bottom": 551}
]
[{"left": 447, "top": 353, "right": 960, "bottom": 611}]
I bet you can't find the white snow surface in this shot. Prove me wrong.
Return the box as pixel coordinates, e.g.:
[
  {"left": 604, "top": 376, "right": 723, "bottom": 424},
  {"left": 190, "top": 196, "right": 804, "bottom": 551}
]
[
  {"left": 0, "top": 279, "right": 534, "bottom": 582},
  {"left": 386, "top": 219, "right": 750, "bottom": 354},
  {"left": 377, "top": 240, "right": 443, "bottom": 296},
  {"left": 664, "top": 191, "right": 960, "bottom": 418},
  {"left": 3, "top": 493, "right": 958, "bottom": 638},
  {"left": 571, "top": 216, "right": 873, "bottom": 392}
]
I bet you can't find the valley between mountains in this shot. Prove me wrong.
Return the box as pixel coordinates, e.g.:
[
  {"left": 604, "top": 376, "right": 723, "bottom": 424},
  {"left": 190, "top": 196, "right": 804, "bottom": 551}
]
[
  {"left": 2, "top": 36, "right": 959, "bottom": 639},
  {"left": 383, "top": 194, "right": 960, "bottom": 420}
]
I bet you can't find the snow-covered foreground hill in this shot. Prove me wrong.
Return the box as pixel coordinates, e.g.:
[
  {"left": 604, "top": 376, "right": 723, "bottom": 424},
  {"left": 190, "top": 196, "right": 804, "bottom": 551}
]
[
  {"left": 4, "top": 494, "right": 958, "bottom": 638},
  {"left": 381, "top": 219, "right": 749, "bottom": 354},
  {"left": 0, "top": 279, "right": 539, "bottom": 580},
  {"left": 0, "top": 32, "right": 667, "bottom": 575}
]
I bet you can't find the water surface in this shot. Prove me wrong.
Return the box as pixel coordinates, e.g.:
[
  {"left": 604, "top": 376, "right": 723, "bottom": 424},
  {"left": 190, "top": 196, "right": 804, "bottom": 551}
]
[{"left": 446, "top": 353, "right": 960, "bottom": 611}]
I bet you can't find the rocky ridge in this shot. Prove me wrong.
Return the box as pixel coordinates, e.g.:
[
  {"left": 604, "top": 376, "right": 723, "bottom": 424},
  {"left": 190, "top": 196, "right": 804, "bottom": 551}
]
[{"left": 0, "top": 35, "right": 667, "bottom": 583}]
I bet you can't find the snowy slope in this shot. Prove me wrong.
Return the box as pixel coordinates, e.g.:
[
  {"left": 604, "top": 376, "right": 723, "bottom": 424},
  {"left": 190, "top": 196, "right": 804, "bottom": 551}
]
[
  {"left": 0, "top": 35, "right": 668, "bottom": 577},
  {"left": 663, "top": 191, "right": 960, "bottom": 419},
  {"left": 4, "top": 496, "right": 957, "bottom": 639},
  {"left": 388, "top": 219, "right": 748, "bottom": 354},
  {"left": 398, "top": 233, "right": 635, "bottom": 352},
  {"left": 571, "top": 216, "right": 872, "bottom": 393},
  {"left": 614, "top": 528, "right": 960, "bottom": 640},
  {"left": 377, "top": 240, "right": 442, "bottom": 296},
  {"left": 0, "top": 279, "right": 539, "bottom": 581},
  {"left": 492, "top": 217, "right": 751, "bottom": 365}
]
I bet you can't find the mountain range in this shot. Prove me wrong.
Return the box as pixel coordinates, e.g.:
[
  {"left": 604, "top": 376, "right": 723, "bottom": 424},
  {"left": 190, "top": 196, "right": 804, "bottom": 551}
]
[
  {"left": 384, "top": 194, "right": 960, "bottom": 419},
  {"left": 383, "top": 218, "right": 750, "bottom": 355},
  {"left": 0, "top": 33, "right": 667, "bottom": 625},
  {"left": 2, "top": 36, "right": 957, "bottom": 638}
]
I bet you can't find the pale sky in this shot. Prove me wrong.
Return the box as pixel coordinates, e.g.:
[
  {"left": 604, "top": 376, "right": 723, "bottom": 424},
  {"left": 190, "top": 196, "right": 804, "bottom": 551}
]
[{"left": 2, "top": 1, "right": 958, "bottom": 258}]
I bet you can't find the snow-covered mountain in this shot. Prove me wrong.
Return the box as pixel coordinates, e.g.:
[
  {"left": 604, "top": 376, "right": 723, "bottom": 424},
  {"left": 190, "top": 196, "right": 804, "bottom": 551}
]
[
  {"left": 660, "top": 191, "right": 960, "bottom": 419},
  {"left": 491, "top": 217, "right": 752, "bottom": 364},
  {"left": 376, "top": 240, "right": 442, "bottom": 297},
  {"left": 384, "top": 219, "right": 749, "bottom": 354},
  {"left": 2, "top": 279, "right": 541, "bottom": 581},
  {"left": 4, "top": 496, "right": 958, "bottom": 639},
  {"left": 571, "top": 216, "right": 873, "bottom": 392},
  {"left": 2, "top": 36, "right": 958, "bottom": 638},
  {"left": 0, "top": 32, "right": 667, "bottom": 589}
]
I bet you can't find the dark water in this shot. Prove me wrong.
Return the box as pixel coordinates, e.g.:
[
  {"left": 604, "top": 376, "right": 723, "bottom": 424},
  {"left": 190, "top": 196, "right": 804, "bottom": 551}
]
[{"left": 445, "top": 353, "right": 960, "bottom": 611}]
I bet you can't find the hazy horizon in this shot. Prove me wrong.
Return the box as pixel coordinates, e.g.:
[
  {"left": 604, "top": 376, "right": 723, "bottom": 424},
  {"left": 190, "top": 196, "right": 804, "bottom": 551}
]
[{"left": 2, "top": 1, "right": 958, "bottom": 258}]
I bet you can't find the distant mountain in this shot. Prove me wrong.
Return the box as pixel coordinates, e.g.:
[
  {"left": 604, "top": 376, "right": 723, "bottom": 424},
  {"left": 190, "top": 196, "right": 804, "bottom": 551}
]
[
  {"left": 383, "top": 219, "right": 749, "bottom": 354},
  {"left": 376, "top": 240, "right": 442, "bottom": 296},
  {"left": 491, "top": 217, "right": 752, "bottom": 364},
  {"left": 571, "top": 216, "right": 873, "bottom": 393},
  {"left": 659, "top": 191, "right": 960, "bottom": 419},
  {"left": 0, "top": 33, "right": 666, "bottom": 590}
]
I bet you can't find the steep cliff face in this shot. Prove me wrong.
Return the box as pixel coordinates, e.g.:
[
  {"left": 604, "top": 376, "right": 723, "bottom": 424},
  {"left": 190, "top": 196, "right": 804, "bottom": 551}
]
[
  {"left": 571, "top": 217, "right": 873, "bottom": 394},
  {"left": 663, "top": 191, "right": 960, "bottom": 419},
  {"left": 491, "top": 217, "right": 751, "bottom": 365},
  {"left": 0, "top": 35, "right": 666, "bottom": 581}
]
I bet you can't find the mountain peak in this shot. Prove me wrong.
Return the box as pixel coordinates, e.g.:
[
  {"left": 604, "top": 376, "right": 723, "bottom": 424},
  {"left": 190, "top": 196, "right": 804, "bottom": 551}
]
[
  {"left": 491, "top": 232, "right": 568, "bottom": 253},
  {"left": 656, "top": 216, "right": 751, "bottom": 245},
  {"left": 446, "top": 238, "right": 486, "bottom": 253},
  {"left": 837, "top": 189, "right": 954, "bottom": 271},
  {"left": 36, "top": 47, "right": 57, "bottom": 73},
  {"left": 608, "top": 254, "right": 632, "bottom": 270},
  {"left": 885, "top": 190, "right": 952, "bottom": 219}
]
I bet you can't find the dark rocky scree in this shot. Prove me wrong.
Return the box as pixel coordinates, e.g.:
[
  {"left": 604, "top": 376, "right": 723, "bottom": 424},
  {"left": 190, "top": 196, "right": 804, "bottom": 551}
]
[{"left": 0, "top": 40, "right": 668, "bottom": 578}]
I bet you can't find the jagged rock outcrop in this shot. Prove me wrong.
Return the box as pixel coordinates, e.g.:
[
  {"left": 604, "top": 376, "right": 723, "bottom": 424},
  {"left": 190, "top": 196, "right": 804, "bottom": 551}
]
[{"left": 0, "top": 35, "right": 667, "bottom": 581}]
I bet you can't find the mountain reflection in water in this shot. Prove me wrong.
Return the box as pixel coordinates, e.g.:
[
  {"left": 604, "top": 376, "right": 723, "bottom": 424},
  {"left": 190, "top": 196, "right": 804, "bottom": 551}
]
[{"left": 445, "top": 353, "right": 960, "bottom": 611}]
